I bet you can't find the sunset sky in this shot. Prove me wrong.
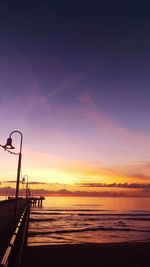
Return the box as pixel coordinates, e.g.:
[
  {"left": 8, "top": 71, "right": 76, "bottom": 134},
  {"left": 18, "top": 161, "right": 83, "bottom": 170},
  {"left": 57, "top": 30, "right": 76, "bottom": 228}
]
[{"left": 0, "top": 1, "right": 150, "bottom": 196}]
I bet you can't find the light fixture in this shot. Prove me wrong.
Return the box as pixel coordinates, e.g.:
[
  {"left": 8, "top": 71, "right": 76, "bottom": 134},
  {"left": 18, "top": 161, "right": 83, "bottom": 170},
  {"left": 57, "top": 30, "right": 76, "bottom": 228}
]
[
  {"left": 2, "top": 137, "right": 15, "bottom": 150},
  {"left": 1, "top": 130, "right": 23, "bottom": 220}
]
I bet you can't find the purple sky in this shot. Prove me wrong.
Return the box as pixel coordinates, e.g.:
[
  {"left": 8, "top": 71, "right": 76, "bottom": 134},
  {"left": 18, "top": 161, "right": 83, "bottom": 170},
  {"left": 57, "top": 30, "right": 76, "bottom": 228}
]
[{"left": 0, "top": 1, "right": 150, "bottom": 191}]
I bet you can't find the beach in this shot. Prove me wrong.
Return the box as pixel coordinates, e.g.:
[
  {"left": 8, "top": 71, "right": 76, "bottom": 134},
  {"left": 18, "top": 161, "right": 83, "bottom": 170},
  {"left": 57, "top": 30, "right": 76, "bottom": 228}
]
[
  {"left": 22, "top": 242, "right": 150, "bottom": 267},
  {"left": 22, "top": 197, "right": 150, "bottom": 266}
]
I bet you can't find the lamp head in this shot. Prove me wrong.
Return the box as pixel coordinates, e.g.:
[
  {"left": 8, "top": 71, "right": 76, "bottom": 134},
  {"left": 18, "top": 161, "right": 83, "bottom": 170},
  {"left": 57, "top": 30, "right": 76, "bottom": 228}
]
[{"left": 2, "top": 137, "right": 15, "bottom": 150}]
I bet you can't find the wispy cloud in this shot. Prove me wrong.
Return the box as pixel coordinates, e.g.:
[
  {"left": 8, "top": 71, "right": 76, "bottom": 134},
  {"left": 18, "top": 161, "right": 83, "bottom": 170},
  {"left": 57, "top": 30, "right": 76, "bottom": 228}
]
[
  {"left": 3, "top": 180, "right": 47, "bottom": 185},
  {"left": 78, "top": 91, "right": 150, "bottom": 144},
  {"left": 79, "top": 182, "right": 150, "bottom": 189}
]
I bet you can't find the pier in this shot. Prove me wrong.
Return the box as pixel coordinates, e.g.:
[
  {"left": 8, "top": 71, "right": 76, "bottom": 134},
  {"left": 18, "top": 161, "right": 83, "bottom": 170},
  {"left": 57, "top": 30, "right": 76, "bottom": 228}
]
[
  {"left": 0, "top": 197, "right": 44, "bottom": 267},
  {"left": 0, "top": 198, "right": 29, "bottom": 266},
  {"left": 30, "top": 196, "right": 45, "bottom": 207}
]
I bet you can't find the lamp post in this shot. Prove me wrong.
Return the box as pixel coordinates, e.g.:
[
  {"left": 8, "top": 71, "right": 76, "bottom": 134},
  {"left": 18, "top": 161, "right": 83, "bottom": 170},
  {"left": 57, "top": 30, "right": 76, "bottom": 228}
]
[
  {"left": 2, "top": 130, "right": 23, "bottom": 219},
  {"left": 23, "top": 175, "right": 29, "bottom": 199}
]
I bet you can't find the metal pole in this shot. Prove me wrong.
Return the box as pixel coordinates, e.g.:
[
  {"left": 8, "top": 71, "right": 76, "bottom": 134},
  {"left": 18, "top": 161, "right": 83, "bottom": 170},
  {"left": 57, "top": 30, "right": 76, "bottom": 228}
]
[
  {"left": 14, "top": 152, "right": 22, "bottom": 219},
  {"left": 9, "top": 131, "right": 23, "bottom": 221},
  {"left": 26, "top": 176, "right": 28, "bottom": 199}
]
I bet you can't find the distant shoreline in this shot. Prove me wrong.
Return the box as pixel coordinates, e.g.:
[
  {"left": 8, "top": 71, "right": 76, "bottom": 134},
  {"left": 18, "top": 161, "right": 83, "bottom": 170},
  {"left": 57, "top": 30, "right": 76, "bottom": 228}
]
[{"left": 1, "top": 194, "right": 150, "bottom": 198}]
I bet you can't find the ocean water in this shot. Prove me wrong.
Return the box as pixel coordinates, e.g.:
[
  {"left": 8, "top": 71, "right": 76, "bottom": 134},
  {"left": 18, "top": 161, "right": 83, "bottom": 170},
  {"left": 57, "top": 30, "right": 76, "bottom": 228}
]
[
  {"left": 28, "top": 197, "right": 150, "bottom": 246},
  {"left": 0, "top": 196, "right": 7, "bottom": 201}
]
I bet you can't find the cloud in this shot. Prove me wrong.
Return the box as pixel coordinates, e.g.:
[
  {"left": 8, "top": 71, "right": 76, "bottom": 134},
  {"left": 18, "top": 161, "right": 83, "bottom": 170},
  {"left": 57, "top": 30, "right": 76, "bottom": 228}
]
[
  {"left": 115, "top": 161, "right": 150, "bottom": 183},
  {"left": 0, "top": 186, "right": 149, "bottom": 197},
  {"left": 78, "top": 91, "right": 150, "bottom": 144},
  {"left": 25, "top": 181, "right": 47, "bottom": 185},
  {"left": 3, "top": 180, "right": 17, "bottom": 184},
  {"left": 3, "top": 180, "right": 47, "bottom": 185},
  {"left": 78, "top": 182, "right": 150, "bottom": 189},
  {"left": 129, "top": 173, "right": 150, "bottom": 180}
]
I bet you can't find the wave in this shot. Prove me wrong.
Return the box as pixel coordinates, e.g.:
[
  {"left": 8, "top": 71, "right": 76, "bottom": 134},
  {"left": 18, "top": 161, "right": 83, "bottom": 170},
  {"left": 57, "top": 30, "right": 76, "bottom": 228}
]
[
  {"left": 29, "top": 226, "right": 150, "bottom": 236},
  {"left": 29, "top": 216, "right": 150, "bottom": 223},
  {"left": 75, "top": 204, "right": 100, "bottom": 207},
  {"left": 31, "top": 209, "right": 111, "bottom": 214},
  {"left": 88, "top": 217, "right": 150, "bottom": 221},
  {"left": 76, "top": 213, "right": 150, "bottom": 216},
  {"left": 30, "top": 218, "right": 56, "bottom": 222},
  {"left": 31, "top": 211, "right": 150, "bottom": 217}
]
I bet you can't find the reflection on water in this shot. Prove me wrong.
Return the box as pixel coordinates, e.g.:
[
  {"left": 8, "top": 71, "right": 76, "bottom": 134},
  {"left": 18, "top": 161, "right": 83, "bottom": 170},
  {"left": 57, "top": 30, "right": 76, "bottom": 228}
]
[
  {"left": 28, "top": 197, "right": 150, "bottom": 246},
  {"left": 0, "top": 196, "right": 6, "bottom": 201}
]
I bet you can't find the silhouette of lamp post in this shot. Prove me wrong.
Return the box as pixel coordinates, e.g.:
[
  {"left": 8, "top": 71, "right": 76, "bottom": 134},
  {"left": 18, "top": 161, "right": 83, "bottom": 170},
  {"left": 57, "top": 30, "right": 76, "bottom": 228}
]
[
  {"left": 22, "top": 175, "right": 29, "bottom": 199},
  {"left": 2, "top": 130, "right": 23, "bottom": 219}
]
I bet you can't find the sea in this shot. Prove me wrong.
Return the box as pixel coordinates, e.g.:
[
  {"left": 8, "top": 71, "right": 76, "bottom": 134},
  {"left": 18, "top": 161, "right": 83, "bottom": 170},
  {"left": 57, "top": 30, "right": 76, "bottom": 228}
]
[{"left": 27, "top": 196, "right": 150, "bottom": 246}]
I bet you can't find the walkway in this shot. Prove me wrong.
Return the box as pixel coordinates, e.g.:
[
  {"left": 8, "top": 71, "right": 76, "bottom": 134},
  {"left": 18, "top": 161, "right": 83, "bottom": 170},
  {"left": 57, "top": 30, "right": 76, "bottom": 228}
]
[{"left": 0, "top": 198, "right": 27, "bottom": 261}]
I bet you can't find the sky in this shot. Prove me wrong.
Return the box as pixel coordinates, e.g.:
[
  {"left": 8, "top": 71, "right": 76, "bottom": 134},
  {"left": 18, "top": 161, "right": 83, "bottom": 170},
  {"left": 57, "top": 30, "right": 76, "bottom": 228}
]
[{"left": 0, "top": 1, "right": 150, "bottom": 196}]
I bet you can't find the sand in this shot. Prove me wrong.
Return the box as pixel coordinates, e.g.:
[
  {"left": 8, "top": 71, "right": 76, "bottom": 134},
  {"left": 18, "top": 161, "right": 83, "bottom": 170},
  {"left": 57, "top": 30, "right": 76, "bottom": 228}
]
[{"left": 22, "top": 242, "right": 150, "bottom": 267}]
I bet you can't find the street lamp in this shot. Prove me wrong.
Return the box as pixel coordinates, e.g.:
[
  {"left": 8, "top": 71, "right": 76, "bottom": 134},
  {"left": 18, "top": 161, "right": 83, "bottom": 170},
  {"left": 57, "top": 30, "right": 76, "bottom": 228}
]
[
  {"left": 22, "top": 175, "right": 29, "bottom": 199},
  {"left": 2, "top": 130, "right": 23, "bottom": 219}
]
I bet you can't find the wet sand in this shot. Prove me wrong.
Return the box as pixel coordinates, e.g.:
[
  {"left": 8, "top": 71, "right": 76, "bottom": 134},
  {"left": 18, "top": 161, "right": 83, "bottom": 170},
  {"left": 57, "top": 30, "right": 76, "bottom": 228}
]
[{"left": 22, "top": 242, "right": 150, "bottom": 267}]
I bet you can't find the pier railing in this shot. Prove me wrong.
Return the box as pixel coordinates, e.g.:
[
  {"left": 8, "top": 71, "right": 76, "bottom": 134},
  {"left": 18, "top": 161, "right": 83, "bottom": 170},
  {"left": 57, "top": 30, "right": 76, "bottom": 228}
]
[{"left": 0, "top": 200, "right": 30, "bottom": 267}]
